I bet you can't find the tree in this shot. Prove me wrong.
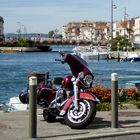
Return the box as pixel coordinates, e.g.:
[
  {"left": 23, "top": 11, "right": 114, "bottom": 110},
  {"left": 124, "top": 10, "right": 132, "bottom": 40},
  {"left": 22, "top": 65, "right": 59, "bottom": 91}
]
[
  {"left": 110, "top": 35, "right": 131, "bottom": 51},
  {"left": 16, "top": 28, "right": 21, "bottom": 38},
  {"left": 54, "top": 29, "right": 59, "bottom": 37},
  {"left": 17, "top": 38, "right": 33, "bottom": 47},
  {"left": 48, "top": 30, "right": 55, "bottom": 38}
]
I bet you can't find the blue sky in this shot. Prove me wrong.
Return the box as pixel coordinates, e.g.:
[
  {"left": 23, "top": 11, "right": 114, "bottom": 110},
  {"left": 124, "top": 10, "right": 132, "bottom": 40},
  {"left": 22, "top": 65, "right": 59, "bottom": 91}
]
[{"left": 0, "top": 0, "right": 139, "bottom": 34}]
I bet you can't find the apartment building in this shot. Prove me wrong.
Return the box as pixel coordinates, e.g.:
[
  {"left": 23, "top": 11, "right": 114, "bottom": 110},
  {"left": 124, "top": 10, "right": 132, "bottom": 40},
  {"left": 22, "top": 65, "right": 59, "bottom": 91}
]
[
  {"left": 0, "top": 16, "right": 4, "bottom": 41},
  {"left": 62, "top": 17, "right": 140, "bottom": 46},
  {"left": 113, "top": 17, "right": 140, "bottom": 44},
  {"left": 62, "top": 20, "right": 109, "bottom": 44},
  {"left": 62, "top": 19, "right": 135, "bottom": 44},
  {"left": 131, "top": 16, "right": 140, "bottom": 48},
  {"left": 113, "top": 19, "right": 134, "bottom": 40},
  {"left": 133, "top": 17, "right": 140, "bottom": 43}
]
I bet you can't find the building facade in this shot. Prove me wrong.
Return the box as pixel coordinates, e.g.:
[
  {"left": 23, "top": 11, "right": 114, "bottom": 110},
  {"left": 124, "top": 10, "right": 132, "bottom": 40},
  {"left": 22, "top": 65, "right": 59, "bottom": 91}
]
[
  {"left": 112, "top": 19, "right": 134, "bottom": 40},
  {"left": 62, "top": 17, "right": 140, "bottom": 46},
  {"left": 133, "top": 16, "right": 140, "bottom": 43},
  {"left": 62, "top": 20, "right": 109, "bottom": 45}
]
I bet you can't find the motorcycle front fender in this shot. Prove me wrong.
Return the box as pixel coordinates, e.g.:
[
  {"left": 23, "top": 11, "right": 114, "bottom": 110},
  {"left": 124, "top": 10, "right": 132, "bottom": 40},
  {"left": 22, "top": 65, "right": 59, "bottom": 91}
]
[
  {"left": 79, "top": 92, "right": 100, "bottom": 103},
  {"left": 59, "top": 92, "right": 100, "bottom": 116}
]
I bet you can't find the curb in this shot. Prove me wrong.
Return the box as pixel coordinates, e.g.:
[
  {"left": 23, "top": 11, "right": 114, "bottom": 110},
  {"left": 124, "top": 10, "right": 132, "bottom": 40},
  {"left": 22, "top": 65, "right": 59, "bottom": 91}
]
[{"left": 66, "top": 129, "right": 140, "bottom": 140}]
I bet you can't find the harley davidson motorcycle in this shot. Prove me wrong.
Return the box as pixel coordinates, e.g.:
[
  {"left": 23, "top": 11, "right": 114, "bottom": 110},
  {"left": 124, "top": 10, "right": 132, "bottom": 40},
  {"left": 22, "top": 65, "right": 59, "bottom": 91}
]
[{"left": 19, "top": 52, "right": 100, "bottom": 129}]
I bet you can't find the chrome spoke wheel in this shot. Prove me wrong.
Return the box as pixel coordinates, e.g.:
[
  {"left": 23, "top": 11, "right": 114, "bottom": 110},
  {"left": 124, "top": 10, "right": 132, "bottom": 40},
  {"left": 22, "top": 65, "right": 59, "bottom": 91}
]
[
  {"left": 64, "top": 99, "right": 96, "bottom": 129},
  {"left": 67, "top": 100, "right": 90, "bottom": 123}
]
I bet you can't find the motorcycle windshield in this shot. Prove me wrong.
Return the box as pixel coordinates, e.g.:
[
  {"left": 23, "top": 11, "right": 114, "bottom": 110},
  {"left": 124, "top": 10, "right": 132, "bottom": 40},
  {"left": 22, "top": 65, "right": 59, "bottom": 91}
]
[{"left": 64, "top": 53, "right": 93, "bottom": 78}]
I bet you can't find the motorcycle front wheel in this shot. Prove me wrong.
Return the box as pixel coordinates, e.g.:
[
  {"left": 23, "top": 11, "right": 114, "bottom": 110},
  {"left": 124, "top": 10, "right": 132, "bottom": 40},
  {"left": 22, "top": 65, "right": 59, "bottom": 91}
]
[{"left": 64, "top": 99, "right": 96, "bottom": 129}]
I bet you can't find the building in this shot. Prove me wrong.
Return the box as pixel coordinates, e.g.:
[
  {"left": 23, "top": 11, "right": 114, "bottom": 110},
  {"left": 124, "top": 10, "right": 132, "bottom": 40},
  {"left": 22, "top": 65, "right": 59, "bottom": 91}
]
[
  {"left": 113, "top": 19, "right": 134, "bottom": 40},
  {"left": 62, "top": 18, "right": 138, "bottom": 46},
  {"left": 0, "top": 16, "right": 4, "bottom": 41},
  {"left": 132, "top": 17, "right": 140, "bottom": 48},
  {"left": 133, "top": 17, "right": 140, "bottom": 42},
  {"left": 62, "top": 20, "right": 109, "bottom": 45}
]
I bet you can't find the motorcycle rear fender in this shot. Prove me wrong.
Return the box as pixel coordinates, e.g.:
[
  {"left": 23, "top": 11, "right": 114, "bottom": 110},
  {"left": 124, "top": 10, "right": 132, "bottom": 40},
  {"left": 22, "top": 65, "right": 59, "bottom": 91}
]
[{"left": 59, "top": 92, "right": 100, "bottom": 116}]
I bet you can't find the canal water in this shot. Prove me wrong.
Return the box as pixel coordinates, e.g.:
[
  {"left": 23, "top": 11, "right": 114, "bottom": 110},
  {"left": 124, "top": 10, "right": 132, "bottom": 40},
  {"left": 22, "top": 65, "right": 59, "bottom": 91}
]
[{"left": 0, "top": 45, "right": 140, "bottom": 103}]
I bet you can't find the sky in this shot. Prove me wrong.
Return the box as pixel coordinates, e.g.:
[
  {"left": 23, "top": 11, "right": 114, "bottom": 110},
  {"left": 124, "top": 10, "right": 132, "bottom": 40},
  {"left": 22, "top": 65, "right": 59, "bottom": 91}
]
[{"left": 0, "top": 0, "right": 140, "bottom": 34}]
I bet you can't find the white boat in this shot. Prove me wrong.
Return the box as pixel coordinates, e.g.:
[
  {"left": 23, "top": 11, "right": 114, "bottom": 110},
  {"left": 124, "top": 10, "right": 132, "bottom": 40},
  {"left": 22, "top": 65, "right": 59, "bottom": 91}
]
[
  {"left": 122, "top": 52, "right": 140, "bottom": 62},
  {"left": 72, "top": 45, "right": 112, "bottom": 61},
  {"left": 0, "top": 96, "right": 28, "bottom": 112}
]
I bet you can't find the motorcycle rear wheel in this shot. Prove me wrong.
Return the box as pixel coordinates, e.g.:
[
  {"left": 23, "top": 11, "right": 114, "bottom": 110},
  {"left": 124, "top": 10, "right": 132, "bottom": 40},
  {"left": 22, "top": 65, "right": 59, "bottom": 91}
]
[
  {"left": 64, "top": 99, "right": 96, "bottom": 129},
  {"left": 43, "top": 109, "right": 56, "bottom": 123}
]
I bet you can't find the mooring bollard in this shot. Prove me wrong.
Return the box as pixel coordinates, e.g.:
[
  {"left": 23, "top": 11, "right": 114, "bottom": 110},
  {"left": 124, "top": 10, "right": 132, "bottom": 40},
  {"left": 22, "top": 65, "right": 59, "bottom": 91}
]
[
  {"left": 98, "top": 53, "right": 100, "bottom": 61},
  {"left": 45, "top": 71, "right": 49, "bottom": 84},
  {"left": 107, "top": 53, "right": 109, "bottom": 62},
  {"left": 117, "top": 44, "right": 120, "bottom": 62},
  {"left": 111, "top": 73, "right": 118, "bottom": 128},
  {"left": 29, "top": 76, "right": 37, "bottom": 138}
]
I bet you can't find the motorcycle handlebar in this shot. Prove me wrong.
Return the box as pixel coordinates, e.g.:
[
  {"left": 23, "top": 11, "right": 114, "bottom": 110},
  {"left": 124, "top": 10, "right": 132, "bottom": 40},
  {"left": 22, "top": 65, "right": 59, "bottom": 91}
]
[
  {"left": 55, "top": 59, "right": 65, "bottom": 63},
  {"left": 55, "top": 59, "right": 62, "bottom": 61},
  {"left": 59, "top": 51, "right": 65, "bottom": 57}
]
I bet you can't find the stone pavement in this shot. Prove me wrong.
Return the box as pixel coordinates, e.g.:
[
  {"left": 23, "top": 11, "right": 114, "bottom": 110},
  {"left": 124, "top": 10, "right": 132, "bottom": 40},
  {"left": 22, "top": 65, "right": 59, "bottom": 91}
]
[{"left": 0, "top": 109, "right": 140, "bottom": 140}]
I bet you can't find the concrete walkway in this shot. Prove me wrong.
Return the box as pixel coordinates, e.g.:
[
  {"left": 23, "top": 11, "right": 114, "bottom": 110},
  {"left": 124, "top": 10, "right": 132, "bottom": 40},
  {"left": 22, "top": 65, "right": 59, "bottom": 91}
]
[{"left": 0, "top": 109, "right": 140, "bottom": 140}]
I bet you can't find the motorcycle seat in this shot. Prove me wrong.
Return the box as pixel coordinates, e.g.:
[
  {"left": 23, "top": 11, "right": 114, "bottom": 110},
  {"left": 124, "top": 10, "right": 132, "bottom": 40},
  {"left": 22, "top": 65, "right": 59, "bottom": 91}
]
[{"left": 53, "top": 77, "right": 63, "bottom": 89}]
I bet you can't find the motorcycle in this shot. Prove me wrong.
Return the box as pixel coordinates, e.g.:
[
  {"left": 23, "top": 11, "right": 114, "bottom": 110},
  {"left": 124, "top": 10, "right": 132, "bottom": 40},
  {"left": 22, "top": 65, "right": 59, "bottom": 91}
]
[{"left": 19, "top": 52, "right": 100, "bottom": 129}]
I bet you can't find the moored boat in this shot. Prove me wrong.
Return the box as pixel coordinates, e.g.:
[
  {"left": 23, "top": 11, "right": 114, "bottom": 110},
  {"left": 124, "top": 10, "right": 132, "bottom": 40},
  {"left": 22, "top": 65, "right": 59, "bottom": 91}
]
[
  {"left": 0, "top": 45, "right": 52, "bottom": 53},
  {"left": 72, "top": 45, "right": 112, "bottom": 61},
  {"left": 122, "top": 52, "right": 140, "bottom": 62},
  {"left": 0, "top": 96, "right": 28, "bottom": 112}
]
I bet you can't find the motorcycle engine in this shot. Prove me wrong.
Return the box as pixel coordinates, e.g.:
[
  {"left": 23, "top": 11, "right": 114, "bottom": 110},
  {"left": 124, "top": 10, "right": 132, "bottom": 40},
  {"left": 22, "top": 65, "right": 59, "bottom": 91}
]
[{"left": 53, "top": 76, "right": 73, "bottom": 103}]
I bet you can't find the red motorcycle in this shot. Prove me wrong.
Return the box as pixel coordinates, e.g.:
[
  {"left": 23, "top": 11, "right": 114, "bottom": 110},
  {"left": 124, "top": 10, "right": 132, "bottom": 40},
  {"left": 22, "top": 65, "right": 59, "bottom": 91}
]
[{"left": 19, "top": 52, "right": 100, "bottom": 129}]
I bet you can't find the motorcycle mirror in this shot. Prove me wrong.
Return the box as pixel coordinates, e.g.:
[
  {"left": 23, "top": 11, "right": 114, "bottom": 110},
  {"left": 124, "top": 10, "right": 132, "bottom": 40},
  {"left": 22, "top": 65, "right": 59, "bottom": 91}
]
[
  {"left": 71, "top": 76, "right": 75, "bottom": 82},
  {"left": 78, "top": 72, "right": 84, "bottom": 79},
  {"left": 59, "top": 51, "right": 65, "bottom": 57}
]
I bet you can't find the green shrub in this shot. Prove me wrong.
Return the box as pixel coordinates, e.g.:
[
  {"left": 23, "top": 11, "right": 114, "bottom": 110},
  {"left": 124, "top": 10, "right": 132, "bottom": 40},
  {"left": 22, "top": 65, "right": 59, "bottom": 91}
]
[{"left": 17, "top": 38, "right": 34, "bottom": 47}]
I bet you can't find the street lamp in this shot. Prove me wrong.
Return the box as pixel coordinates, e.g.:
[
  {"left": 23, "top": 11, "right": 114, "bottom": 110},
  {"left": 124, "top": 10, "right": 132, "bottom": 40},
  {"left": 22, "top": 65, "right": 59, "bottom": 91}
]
[
  {"left": 123, "top": 7, "right": 128, "bottom": 37},
  {"left": 111, "top": 0, "right": 117, "bottom": 40},
  {"left": 111, "top": 0, "right": 113, "bottom": 40}
]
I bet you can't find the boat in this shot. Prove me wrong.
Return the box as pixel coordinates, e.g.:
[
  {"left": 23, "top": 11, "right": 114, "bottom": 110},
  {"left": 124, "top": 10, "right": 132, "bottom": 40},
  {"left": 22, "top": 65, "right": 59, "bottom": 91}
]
[
  {"left": 0, "top": 45, "right": 52, "bottom": 53},
  {"left": 35, "top": 44, "right": 52, "bottom": 52},
  {"left": 0, "top": 96, "right": 28, "bottom": 112},
  {"left": 0, "top": 49, "right": 19, "bottom": 53},
  {"left": 72, "top": 45, "right": 112, "bottom": 61},
  {"left": 122, "top": 52, "right": 140, "bottom": 62},
  {"left": 126, "top": 81, "right": 140, "bottom": 92}
]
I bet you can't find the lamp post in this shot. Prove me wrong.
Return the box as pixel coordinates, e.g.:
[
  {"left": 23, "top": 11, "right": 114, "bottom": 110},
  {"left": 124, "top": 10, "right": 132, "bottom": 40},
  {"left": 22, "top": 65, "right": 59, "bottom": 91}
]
[
  {"left": 123, "top": 7, "right": 128, "bottom": 37},
  {"left": 111, "top": 0, "right": 113, "bottom": 40},
  {"left": 110, "top": 0, "right": 117, "bottom": 51},
  {"left": 111, "top": 0, "right": 117, "bottom": 40}
]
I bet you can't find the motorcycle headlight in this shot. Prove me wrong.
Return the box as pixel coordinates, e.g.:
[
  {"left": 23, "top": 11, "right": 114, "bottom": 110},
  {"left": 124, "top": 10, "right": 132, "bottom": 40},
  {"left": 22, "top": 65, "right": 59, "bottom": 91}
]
[{"left": 84, "top": 74, "right": 93, "bottom": 87}]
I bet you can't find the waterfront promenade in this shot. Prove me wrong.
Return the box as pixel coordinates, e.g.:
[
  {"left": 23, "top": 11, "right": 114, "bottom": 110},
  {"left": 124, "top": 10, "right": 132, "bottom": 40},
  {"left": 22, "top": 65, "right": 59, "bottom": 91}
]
[{"left": 0, "top": 109, "right": 140, "bottom": 140}]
